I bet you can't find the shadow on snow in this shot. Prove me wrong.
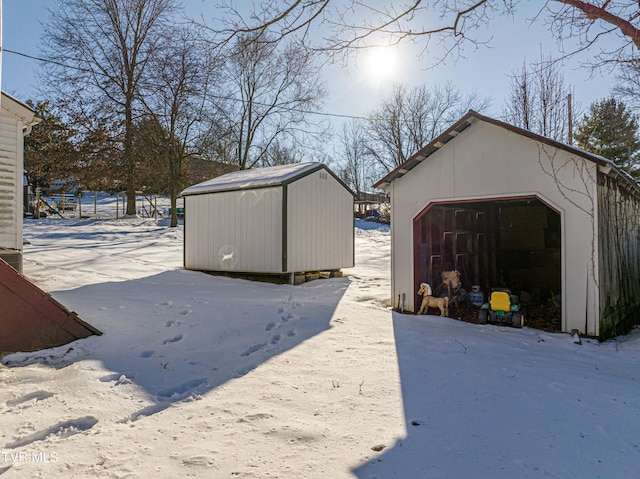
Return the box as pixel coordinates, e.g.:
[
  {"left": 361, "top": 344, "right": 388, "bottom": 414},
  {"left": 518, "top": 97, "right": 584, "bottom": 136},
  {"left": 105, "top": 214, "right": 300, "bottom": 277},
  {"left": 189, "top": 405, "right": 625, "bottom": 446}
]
[
  {"left": 3, "top": 269, "right": 348, "bottom": 424},
  {"left": 353, "top": 312, "right": 640, "bottom": 479}
]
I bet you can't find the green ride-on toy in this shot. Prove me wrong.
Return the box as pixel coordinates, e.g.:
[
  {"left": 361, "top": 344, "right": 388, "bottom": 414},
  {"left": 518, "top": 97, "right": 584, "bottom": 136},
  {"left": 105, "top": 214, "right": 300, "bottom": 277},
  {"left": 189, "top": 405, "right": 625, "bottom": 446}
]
[{"left": 478, "top": 289, "right": 524, "bottom": 328}]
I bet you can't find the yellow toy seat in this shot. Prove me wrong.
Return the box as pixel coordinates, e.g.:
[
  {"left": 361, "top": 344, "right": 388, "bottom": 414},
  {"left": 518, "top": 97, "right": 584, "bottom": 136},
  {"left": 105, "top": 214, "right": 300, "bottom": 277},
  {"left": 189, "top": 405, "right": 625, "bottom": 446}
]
[{"left": 490, "top": 291, "right": 511, "bottom": 312}]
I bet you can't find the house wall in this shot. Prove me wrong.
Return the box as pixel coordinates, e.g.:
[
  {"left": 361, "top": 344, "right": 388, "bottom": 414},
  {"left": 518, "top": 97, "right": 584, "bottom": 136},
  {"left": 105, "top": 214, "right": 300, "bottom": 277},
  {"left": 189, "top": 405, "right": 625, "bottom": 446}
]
[
  {"left": 0, "top": 110, "right": 23, "bottom": 253},
  {"left": 286, "top": 169, "right": 354, "bottom": 272},
  {"left": 597, "top": 174, "right": 640, "bottom": 339},
  {"left": 184, "top": 187, "right": 284, "bottom": 273},
  {"left": 390, "top": 120, "right": 599, "bottom": 335}
]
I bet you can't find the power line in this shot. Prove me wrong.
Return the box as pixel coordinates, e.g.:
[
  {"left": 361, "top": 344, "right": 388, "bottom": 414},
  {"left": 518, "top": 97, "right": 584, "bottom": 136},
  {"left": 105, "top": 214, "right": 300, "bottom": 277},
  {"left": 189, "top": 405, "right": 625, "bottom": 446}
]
[
  {"left": 2, "top": 47, "right": 371, "bottom": 121},
  {"left": 2, "top": 48, "right": 95, "bottom": 74}
]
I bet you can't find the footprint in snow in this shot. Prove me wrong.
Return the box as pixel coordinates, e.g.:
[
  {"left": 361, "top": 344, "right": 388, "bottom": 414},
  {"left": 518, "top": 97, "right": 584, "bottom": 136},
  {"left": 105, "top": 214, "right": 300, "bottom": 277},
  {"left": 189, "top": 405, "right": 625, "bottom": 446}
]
[
  {"left": 115, "top": 375, "right": 132, "bottom": 386},
  {"left": 241, "top": 343, "right": 267, "bottom": 357},
  {"left": 178, "top": 309, "right": 191, "bottom": 316},
  {"left": 265, "top": 321, "right": 280, "bottom": 331},
  {"left": 139, "top": 350, "right": 155, "bottom": 358},
  {"left": 98, "top": 373, "right": 121, "bottom": 383},
  {"left": 156, "top": 378, "right": 207, "bottom": 400},
  {"left": 163, "top": 334, "right": 183, "bottom": 345},
  {"left": 5, "top": 416, "right": 98, "bottom": 448},
  {"left": 280, "top": 312, "right": 295, "bottom": 322},
  {"left": 270, "top": 334, "right": 283, "bottom": 345},
  {"left": 6, "top": 391, "right": 54, "bottom": 407}
]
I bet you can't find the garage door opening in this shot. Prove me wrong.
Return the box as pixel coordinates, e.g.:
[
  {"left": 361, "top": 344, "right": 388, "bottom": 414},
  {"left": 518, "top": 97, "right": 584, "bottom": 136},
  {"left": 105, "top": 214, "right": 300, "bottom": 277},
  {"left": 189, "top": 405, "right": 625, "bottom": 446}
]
[{"left": 413, "top": 197, "right": 562, "bottom": 331}]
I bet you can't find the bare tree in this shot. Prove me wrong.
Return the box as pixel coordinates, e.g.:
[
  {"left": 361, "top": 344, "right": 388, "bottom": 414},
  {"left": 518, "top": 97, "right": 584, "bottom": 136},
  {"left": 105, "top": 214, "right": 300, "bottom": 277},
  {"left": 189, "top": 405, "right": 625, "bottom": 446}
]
[
  {"left": 263, "top": 140, "right": 300, "bottom": 166},
  {"left": 544, "top": 1, "right": 640, "bottom": 67},
  {"left": 615, "top": 63, "right": 640, "bottom": 113},
  {"left": 335, "top": 119, "right": 374, "bottom": 196},
  {"left": 364, "top": 82, "right": 490, "bottom": 172},
  {"left": 503, "top": 61, "right": 535, "bottom": 131},
  {"left": 217, "top": 31, "right": 327, "bottom": 170},
  {"left": 209, "top": 2, "right": 640, "bottom": 67},
  {"left": 42, "top": 0, "right": 174, "bottom": 215},
  {"left": 213, "top": 1, "right": 514, "bottom": 63},
  {"left": 143, "top": 27, "right": 217, "bottom": 226},
  {"left": 502, "top": 52, "right": 577, "bottom": 141}
]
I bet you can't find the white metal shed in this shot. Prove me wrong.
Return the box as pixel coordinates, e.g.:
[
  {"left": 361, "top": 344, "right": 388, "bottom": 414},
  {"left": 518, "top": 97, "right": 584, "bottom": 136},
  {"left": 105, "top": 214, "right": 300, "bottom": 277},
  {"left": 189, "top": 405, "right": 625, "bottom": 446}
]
[
  {"left": 375, "top": 110, "right": 640, "bottom": 340},
  {"left": 182, "top": 162, "right": 354, "bottom": 278}
]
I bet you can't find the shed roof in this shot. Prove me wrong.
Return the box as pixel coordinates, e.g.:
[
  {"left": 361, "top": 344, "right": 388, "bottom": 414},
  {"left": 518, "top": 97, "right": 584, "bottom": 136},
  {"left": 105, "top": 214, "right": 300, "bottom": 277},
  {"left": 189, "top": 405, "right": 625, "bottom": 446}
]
[
  {"left": 182, "top": 162, "right": 354, "bottom": 196},
  {"left": 374, "top": 110, "right": 639, "bottom": 194}
]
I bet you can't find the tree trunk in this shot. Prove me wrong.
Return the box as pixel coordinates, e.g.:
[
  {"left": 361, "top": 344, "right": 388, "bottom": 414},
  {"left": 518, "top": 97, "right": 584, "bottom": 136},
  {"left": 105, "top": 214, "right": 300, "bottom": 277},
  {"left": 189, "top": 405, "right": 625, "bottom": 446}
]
[
  {"left": 126, "top": 185, "right": 137, "bottom": 216},
  {"left": 124, "top": 92, "right": 137, "bottom": 216},
  {"left": 170, "top": 193, "right": 178, "bottom": 228}
]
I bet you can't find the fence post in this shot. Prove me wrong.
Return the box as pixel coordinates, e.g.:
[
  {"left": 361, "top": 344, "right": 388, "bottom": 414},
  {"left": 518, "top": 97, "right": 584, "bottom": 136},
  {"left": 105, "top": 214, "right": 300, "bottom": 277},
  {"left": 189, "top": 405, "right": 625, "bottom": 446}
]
[{"left": 35, "top": 188, "right": 41, "bottom": 219}]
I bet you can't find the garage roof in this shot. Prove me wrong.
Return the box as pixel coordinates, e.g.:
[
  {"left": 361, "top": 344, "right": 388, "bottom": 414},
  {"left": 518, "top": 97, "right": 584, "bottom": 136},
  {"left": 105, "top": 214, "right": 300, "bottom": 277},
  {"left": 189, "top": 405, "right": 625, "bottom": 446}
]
[
  {"left": 374, "top": 110, "right": 638, "bottom": 193},
  {"left": 182, "top": 162, "right": 354, "bottom": 196}
]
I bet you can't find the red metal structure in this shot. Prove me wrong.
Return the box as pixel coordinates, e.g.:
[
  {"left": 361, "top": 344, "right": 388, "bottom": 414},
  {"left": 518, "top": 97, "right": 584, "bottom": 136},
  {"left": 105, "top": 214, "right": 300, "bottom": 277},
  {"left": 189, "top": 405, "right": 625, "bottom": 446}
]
[{"left": 0, "top": 258, "right": 101, "bottom": 354}]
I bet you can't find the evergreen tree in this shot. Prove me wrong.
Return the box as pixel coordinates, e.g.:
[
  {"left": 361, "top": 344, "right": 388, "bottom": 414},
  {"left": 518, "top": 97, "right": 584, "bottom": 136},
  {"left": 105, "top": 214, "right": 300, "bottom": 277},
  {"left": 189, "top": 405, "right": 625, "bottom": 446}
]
[{"left": 574, "top": 98, "right": 640, "bottom": 177}]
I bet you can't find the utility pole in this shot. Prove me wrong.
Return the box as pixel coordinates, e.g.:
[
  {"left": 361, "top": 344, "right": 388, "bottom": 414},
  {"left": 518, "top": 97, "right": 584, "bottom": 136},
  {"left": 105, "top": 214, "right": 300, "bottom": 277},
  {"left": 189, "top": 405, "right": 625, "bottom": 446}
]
[{"left": 567, "top": 92, "right": 573, "bottom": 145}]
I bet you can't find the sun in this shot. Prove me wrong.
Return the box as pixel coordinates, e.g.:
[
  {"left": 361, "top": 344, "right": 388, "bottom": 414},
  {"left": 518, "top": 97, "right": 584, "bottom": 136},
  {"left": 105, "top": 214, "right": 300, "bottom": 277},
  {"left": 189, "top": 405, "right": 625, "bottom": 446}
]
[{"left": 364, "top": 47, "right": 399, "bottom": 80}]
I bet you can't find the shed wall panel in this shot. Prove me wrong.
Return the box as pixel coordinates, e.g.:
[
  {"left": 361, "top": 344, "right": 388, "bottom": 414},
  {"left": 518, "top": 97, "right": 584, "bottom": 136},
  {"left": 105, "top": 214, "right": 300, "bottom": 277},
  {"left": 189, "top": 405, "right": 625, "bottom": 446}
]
[
  {"left": 184, "top": 187, "right": 283, "bottom": 273},
  {"left": 0, "top": 115, "right": 21, "bottom": 250},
  {"left": 287, "top": 170, "right": 354, "bottom": 272}
]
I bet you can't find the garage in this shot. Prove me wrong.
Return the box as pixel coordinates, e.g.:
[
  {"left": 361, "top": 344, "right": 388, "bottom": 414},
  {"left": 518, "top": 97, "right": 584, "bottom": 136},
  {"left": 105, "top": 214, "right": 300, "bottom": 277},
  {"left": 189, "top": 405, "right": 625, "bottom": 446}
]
[{"left": 375, "top": 110, "right": 640, "bottom": 339}]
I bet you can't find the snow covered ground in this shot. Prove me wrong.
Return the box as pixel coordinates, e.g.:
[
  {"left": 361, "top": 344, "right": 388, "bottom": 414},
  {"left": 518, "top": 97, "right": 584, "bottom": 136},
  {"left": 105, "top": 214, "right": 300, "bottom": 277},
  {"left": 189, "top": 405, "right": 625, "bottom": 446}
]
[{"left": 1, "top": 216, "right": 639, "bottom": 478}]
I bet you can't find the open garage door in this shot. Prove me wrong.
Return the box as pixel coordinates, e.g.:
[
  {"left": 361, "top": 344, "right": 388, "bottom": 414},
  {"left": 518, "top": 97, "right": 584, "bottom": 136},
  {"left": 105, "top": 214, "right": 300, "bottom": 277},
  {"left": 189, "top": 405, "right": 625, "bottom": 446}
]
[{"left": 413, "top": 196, "right": 562, "bottom": 330}]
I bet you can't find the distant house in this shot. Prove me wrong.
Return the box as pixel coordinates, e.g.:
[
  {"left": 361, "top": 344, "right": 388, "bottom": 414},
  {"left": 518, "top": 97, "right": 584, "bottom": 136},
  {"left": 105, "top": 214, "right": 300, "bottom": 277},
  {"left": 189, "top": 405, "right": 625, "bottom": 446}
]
[
  {"left": 375, "top": 110, "right": 640, "bottom": 340},
  {"left": 0, "top": 92, "right": 40, "bottom": 272},
  {"left": 182, "top": 162, "right": 355, "bottom": 281}
]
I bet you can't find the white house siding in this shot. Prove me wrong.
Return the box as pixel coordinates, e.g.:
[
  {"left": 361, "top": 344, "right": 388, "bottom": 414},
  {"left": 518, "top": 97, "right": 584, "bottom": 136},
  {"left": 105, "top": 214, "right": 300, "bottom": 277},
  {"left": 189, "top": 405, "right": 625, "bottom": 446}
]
[
  {"left": 0, "top": 114, "right": 21, "bottom": 251},
  {"left": 390, "top": 120, "right": 599, "bottom": 335},
  {"left": 184, "top": 187, "right": 283, "bottom": 273},
  {"left": 286, "top": 170, "right": 354, "bottom": 272}
]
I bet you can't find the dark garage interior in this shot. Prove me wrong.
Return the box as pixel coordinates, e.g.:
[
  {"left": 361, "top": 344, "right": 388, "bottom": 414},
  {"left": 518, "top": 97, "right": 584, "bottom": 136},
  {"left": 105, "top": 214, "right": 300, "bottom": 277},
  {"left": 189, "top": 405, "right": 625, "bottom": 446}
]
[{"left": 413, "top": 197, "right": 562, "bottom": 330}]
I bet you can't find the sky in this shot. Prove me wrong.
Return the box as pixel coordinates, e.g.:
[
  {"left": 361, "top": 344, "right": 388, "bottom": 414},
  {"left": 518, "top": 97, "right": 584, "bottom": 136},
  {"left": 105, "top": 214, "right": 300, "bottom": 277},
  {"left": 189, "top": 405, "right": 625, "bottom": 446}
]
[
  {"left": 0, "top": 1, "right": 619, "bottom": 129},
  {"left": 1, "top": 208, "right": 639, "bottom": 477}
]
